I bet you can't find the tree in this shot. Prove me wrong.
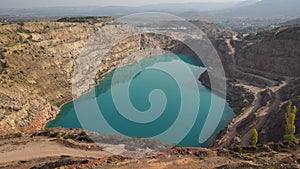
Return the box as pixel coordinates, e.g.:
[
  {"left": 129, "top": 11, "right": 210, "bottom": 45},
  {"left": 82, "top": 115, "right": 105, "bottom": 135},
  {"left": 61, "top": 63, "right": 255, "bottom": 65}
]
[
  {"left": 284, "top": 101, "right": 298, "bottom": 141},
  {"left": 251, "top": 129, "right": 258, "bottom": 146}
]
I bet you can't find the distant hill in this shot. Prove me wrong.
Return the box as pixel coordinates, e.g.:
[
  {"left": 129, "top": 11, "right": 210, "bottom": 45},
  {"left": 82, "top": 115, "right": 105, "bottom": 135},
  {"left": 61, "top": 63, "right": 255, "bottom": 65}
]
[
  {"left": 178, "top": 0, "right": 300, "bottom": 31},
  {"left": 186, "top": 0, "right": 300, "bottom": 18},
  {"left": 233, "top": 0, "right": 261, "bottom": 7},
  {"left": 0, "top": 2, "right": 238, "bottom": 17},
  {"left": 227, "top": 0, "right": 300, "bottom": 17},
  {"left": 1, "top": 0, "right": 299, "bottom": 19},
  {"left": 277, "top": 18, "right": 300, "bottom": 26}
]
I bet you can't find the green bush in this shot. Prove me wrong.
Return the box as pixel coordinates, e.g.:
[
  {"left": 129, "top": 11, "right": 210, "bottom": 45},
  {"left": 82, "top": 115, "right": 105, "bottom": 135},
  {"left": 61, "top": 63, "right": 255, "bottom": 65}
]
[
  {"left": 172, "top": 144, "right": 179, "bottom": 149},
  {"left": 60, "top": 155, "right": 70, "bottom": 158},
  {"left": 49, "top": 132, "right": 59, "bottom": 138},
  {"left": 79, "top": 131, "right": 87, "bottom": 136},
  {"left": 251, "top": 129, "right": 258, "bottom": 146},
  {"left": 56, "top": 134, "right": 61, "bottom": 139},
  {"left": 233, "top": 146, "right": 243, "bottom": 153},
  {"left": 242, "top": 145, "right": 258, "bottom": 153},
  {"left": 284, "top": 101, "right": 298, "bottom": 141},
  {"left": 13, "top": 50, "right": 20, "bottom": 55},
  {"left": 68, "top": 134, "right": 76, "bottom": 139},
  {"left": 107, "top": 156, "right": 114, "bottom": 163},
  {"left": 284, "top": 134, "right": 296, "bottom": 142}
]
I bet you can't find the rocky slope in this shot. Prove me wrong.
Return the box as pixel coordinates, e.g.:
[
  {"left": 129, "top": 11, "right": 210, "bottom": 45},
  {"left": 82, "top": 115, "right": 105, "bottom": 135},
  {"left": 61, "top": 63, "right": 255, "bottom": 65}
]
[
  {"left": 202, "top": 25, "right": 300, "bottom": 147},
  {"left": 0, "top": 19, "right": 185, "bottom": 136},
  {"left": 0, "top": 21, "right": 96, "bottom": 135}
]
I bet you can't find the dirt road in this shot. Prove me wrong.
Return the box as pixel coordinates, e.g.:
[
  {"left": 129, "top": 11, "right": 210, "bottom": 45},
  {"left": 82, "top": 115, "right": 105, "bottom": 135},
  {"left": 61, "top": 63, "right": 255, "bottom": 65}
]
[{"left": 0, "top": 138, "right": 112, "bottom": 164}]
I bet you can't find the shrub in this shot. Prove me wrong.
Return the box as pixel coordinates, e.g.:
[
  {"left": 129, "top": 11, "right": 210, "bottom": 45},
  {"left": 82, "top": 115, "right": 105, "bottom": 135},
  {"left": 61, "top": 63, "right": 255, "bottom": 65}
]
[
  {"left": 107, "top": 157, "right": 114, "bottom": 163},
  {"left": 284, "top": 134, "right": 296, "bottom": 141},
  {"left": 251, "top": 129, "right": 258, "bottom": 146},
  {"left": 79, "top": 131, "right": 87, "bottom": 136},
  {"left": 284, "top": 101, "right": 298, "bottom": 141},
  {"left": 172, "top": 144, "right": 179, "bottom": 149},
  {"left": 49, "top": 132, "right": 59, "bottom": 138},
  {"left": 60, "top": 155, "right": 70, "bottom": 158},
  {"left": 56, "top": 134, "right": 62, "bottom": 139},
  {"left": 78, "top": 135, "right": 93, "bottom": 142},
  {"left": 233, "top": 146, "right": 243, "bottom": 153},
  {"left": 67, "top": 134, "right": 76, "bottom": 139},
  {"left": 242, "top": 145, "right": 258, "bottom": 153},
  {"left": 13, "top": 50, "right": 20, "bottom": 55}
]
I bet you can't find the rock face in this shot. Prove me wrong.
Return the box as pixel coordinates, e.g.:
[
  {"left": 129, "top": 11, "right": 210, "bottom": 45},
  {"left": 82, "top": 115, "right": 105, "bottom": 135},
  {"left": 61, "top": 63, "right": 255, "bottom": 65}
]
[
  {"left": 0, "top": 21, "right": 106, "bottom": 135},
  {"left": 265, "top": 79, "right": 300, "bottom": 142},
  {"left": 0, "top": 20, "right": 181, "bottom": 135},
  {"left": 210, "top": 25, "right": 300, "bottom": 147},
  {"left": 236, "top": 26, "right": 300, "bottom": 77},
  {"left": 72, "top": 23, "right": 179, "bottom": 97}
]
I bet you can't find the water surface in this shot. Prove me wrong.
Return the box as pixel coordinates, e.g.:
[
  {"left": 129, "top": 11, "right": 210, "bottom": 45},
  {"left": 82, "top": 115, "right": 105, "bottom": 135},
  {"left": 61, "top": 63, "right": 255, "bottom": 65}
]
[{"left": 47, "top": 54, "right": 235, "bottom": 147}]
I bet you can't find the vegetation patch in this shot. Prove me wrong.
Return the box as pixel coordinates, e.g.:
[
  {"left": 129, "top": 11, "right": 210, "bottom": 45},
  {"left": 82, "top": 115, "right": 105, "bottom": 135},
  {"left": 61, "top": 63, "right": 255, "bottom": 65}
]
[{"left": 57, "top": 16, "right": 112, "bottom": 24}]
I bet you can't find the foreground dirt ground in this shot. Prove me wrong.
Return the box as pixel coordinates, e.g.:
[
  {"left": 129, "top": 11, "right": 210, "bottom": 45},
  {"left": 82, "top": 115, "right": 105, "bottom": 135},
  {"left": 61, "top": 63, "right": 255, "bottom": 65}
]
[
  {"left": 0, "top": 137, "right": 111, "bottom": 164},
  {"left": 0, "top": 129, "right": 300, "bottom": 169}
]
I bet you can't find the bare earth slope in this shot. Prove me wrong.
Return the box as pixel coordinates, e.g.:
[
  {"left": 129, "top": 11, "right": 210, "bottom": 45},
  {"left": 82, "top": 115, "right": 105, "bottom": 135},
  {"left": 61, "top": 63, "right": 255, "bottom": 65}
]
[
  {"left": 0, "top": 20, "right": 177, "bottom": 136},
  {"left": 202, "top": 25, "right": 300, "bottom": 147},
  {"left": 0, "top": 21, "right": 98, "bottom": 135}
]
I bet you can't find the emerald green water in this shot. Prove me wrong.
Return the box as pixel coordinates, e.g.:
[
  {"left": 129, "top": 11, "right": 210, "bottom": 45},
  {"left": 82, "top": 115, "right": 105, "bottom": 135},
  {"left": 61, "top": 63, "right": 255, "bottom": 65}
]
[{"left": 47, "top": 54, "right": 235, "bottom": 147}]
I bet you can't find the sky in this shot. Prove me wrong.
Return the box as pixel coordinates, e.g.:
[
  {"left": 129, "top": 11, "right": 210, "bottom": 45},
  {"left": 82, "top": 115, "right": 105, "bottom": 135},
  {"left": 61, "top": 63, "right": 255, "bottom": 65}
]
[{"left": 0, "top": 0, "right": 242, "bottom": 8}]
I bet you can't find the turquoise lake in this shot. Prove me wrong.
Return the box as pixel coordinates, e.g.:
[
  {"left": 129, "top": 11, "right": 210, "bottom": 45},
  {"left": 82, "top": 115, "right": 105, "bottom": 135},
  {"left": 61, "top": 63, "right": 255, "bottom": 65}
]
[{"left": 47, "top": 54, "right": 235, "bottom": 147}]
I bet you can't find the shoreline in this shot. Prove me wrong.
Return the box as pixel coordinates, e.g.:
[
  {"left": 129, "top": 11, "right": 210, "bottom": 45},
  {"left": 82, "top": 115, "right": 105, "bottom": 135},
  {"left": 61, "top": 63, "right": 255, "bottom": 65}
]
[
  {"left": 45, "top": 54, "right": 235, "bottom": 148},
  {"left": 44, "top": 68, "right": 115, "bottom": 129}
]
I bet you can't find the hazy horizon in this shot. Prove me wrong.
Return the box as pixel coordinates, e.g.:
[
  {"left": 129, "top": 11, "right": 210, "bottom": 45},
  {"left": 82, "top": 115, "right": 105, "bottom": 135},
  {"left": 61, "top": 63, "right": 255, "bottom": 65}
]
[{"left": 0, "top": 0, "right": 243, "bottom": 8}]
